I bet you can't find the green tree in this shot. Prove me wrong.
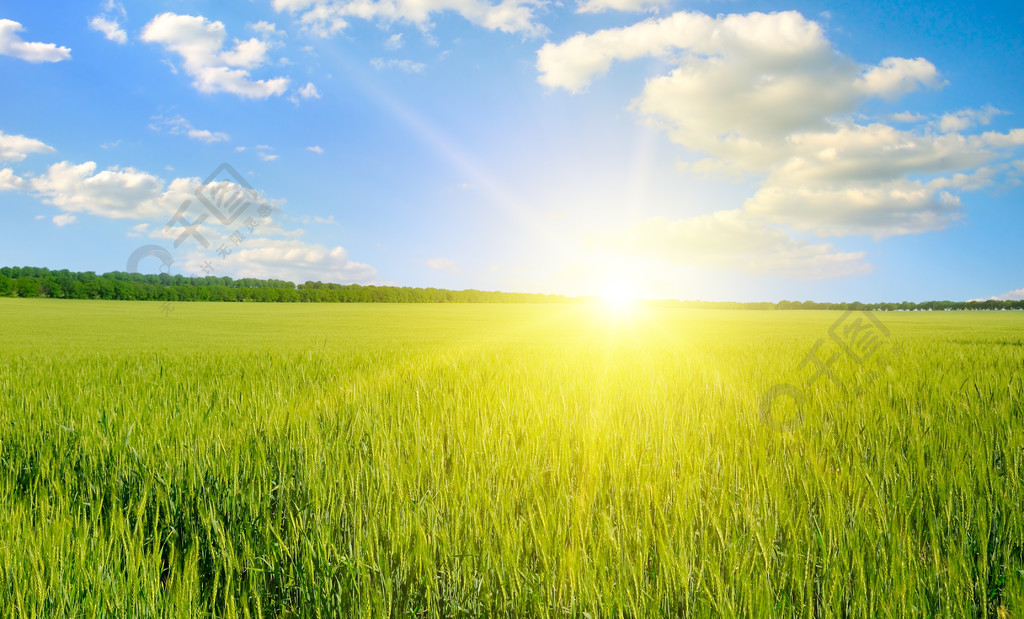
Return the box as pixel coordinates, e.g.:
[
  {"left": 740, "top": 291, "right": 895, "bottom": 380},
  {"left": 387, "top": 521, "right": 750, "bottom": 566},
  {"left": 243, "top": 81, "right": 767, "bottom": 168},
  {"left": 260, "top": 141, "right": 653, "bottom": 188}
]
[{"left": 14, "top": 277, "right": 41, "bottom": 298}]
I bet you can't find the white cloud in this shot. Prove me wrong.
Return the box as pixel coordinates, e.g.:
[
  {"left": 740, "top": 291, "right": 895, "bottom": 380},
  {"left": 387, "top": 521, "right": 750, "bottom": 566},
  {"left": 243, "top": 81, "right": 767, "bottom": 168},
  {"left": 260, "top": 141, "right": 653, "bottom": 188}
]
[
  {"left": 27, "top": 161, "right": 193, "bottom": 220},
  {"left": 272, "top": 0, "right": 545, "bottom": 38},
  {"left": 187, "top": 128, "right": 230, "bottom": 143},
  {"left": 539, "top": 9, "right": 1024, "bottom": 241},
  {"left": 149, "top": 115, "right": 230, "bottom": 143},
  {"left": 89, "top": 16, "right": 127, "bottom": 44},
  {"left": 738, "top": 124, "right": 1024, "bottom": 237},
  {"left": 103, "top": 0, "right": 127, "bottom": 18},
  {"left": 0, "top": 168, "right": 26, "bottom": 191},
  {"left": 939, "top": 115, "right": 971, "bottom": 134},
  {"left": 576, "top": 0, "right": 668, "bottom": 14},
  {"left": 20, "top": 161, "right": 256, "bottom": 234},
  {"left": 370, "top": 57, "right": 425, "bottom": 73},
  {"left": 182, "top": 239, "right": 376, "bottom": 284},
  {"left": 538, "top": 13, "right": 940, "bottom": 147},
  {"left": 743, "top": 179, "right": 963, "bottom": 238},
  {"left": 257, "top": 151, "right": 279, "bottom": 161},
  {"left": 141, "top": 13, "right": 290, "bottom": 98},
  {"left": 0, "top": 19, "right": 71, "bottom": 62},
  {"left": 384, "top": 33, "right": 403, "bottom": 50},
  {"left": 52, "top": 213, "right": 77, "bottom": 226},
  {"left": 425, "top": 257, "right": 460, "bottom": 272},
  {"left": 298, "top": 81, "right": 320, "bottom": 98},
  {"left": 984, "top": 287, "right": 1024, "bottom": 301},
  {"left": 0, "top": 130, "right": 55, "bottom": 162},
  {"left": 538, "top": 11, "right": 833, "bottom": 94},
  {"left": 307, "top": 145, "right": 324, "bottom": 154},
  {"left": 603, "top": 209, "right": 870, "bottom": 280},
  {"left": 539, "top": 12, "right": 940, "bottom": 155},
  {"left": 249, "top": 21, "right": 283, "bottom": 37},
  {"left": 938, "top": 105, "right": 1004, "bottom": 133},
  {"left": 857, "top": 57, "right": 944, "bottom": 100},
  {"left": 767, "top": 123, "right": 1000, "bottom": 185},
  {"left": 890, "top": 111, "right": 925, "bottom": 123}
]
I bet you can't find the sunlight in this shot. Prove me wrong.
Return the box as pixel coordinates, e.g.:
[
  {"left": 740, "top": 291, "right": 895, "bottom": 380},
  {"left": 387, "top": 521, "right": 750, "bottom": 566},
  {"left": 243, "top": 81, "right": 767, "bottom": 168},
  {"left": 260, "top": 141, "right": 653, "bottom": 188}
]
[{"left": 597, "top": 281, "right": 640, "bottom": 316}]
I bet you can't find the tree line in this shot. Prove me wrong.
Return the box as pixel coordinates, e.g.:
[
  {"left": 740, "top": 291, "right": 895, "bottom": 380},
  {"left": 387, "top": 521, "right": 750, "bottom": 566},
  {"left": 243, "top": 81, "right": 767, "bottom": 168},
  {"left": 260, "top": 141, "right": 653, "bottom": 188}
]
[
  {"left": 0, "top": 267, "right": 575, "bottom": 304},
  {"left": 1, "top": 266, "right": 1021, "bottom": 309}
]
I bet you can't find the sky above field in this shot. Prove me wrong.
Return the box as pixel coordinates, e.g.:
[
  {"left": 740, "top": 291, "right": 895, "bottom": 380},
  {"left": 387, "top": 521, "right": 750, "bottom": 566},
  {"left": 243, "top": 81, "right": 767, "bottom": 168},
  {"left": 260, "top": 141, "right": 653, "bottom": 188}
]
[{"left": 0, "top": 0, "right": 1022, "bottom": 302}]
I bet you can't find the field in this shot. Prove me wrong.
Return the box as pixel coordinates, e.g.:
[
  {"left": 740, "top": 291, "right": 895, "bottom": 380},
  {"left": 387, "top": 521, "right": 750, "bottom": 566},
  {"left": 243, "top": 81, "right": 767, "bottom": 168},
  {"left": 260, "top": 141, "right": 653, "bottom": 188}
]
[{"left": 0, "top": 298, "right": 1021, "bottom": 616}]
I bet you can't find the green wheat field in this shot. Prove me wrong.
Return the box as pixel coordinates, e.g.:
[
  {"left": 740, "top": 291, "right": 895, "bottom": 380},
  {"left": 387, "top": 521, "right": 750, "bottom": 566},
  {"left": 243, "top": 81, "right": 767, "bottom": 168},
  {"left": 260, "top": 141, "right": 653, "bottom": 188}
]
[{"left": 0, "top": 298, "right": 1021, "bottom": 616}]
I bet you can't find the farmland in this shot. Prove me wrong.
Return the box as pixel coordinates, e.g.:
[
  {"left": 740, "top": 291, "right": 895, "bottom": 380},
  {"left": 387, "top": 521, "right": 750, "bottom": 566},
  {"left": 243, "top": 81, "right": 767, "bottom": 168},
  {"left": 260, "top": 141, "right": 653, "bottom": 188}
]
[{"left": 0, "top": 298, "right": 1021, "bottom": 616}]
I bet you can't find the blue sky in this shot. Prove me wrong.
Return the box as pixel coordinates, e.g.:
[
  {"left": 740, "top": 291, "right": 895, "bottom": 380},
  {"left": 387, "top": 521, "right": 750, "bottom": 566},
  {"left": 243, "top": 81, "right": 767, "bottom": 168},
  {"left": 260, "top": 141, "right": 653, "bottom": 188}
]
[{"left": 0, "top": 0, "right": 1022, "bottom": 302}]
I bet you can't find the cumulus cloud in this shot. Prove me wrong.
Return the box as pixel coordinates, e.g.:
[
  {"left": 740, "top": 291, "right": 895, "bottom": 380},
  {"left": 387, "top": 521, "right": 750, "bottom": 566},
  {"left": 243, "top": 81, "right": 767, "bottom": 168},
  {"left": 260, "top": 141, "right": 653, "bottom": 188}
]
[
  {"left": 537, "top": 12, "right": 942, "bottom": 164},
  {"left": 384, "top": 33, "right": 403, "bottom": 50},
  {"left": 141, "top": 13, "right": 290, "bottom": 98},
  {"left": 27, "top": 161, "right": 194, "bottom": 220},
  {"left": 0, "top": 19, "right": 71, "bottom": 62},
  {"left": 298, "top": 81, "right": 320, "bottom": 98},
  {"left": 272, "top": 0, "right": 545, "bottom": 38},
  {"left": 181, "top": 239, "right": 376, "bottom": 284},
  {"left": 576, "top": 0, "right": 668, "bottom": 15},
  {"left": 4, "top": 151, "right": 263, "bottom": 227},
  {"left": 249, "top": 21, "right": 283, "bottom": 37},
  {"left": 89, "top": 16, "right": 127, "bottom": 44},
  {"left": 890, "top": 111, "right": 925, "bottom": 123},
  {"left": 539, "top": 9, "right": 1024, "bottom": 244},
  {"left": 857, "top": 57, "right": 944, "bottom": 100},
  {"left": 103, "top": 0, "right": 127, "bottom": 17},
  {"left": 149, "top": 115, "right": 230, "bottom": 143},
  {"left": 0, "top": 130, "right": 55, "bottom": 162},
  {"left": 52, "top": 213, "right": 77, "bottom": 226},
  {"left": 0, "top": 168, "right": 26, "bottom": 191},
  {"left": 540, "top": 12, "right": 939, "bottom": 150},
  {"left": 938, "top": 105, "right": 1004, "bottom": 133},
  {"left": 739, "top": 125, "right": 1024, "bottom": 238},
  {"left": 743, "top": 180, "right": 962, "bottom": 238},
  {"left": 307, "top": 145, "right": 324, "bottom": 154},
  {"left": 370, "top": 57, "right": 425, "bottom": 72},
  {"left": 539, "top": 11, "right": 830, "bottom": 93},
  {"left": 984, "top": 287, "right": 1024, "bottom": 301},
  {"left": 188, "top": 128, "right": 230, "bottom": 143}
]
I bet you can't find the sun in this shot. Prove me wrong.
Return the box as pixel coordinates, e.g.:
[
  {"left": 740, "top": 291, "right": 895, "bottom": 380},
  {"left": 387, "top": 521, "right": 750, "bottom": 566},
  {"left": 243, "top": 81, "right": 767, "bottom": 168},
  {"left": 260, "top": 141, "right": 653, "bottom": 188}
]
[{"left": 597, "top": 282, "right": 640, "bottom": 315}]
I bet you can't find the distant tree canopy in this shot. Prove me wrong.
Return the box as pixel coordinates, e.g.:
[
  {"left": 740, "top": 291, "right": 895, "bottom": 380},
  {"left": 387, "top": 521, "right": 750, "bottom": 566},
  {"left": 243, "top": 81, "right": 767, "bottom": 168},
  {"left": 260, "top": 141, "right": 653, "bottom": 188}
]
[
  {"left": 0, "top": 267, "right": 575, "bottom": 304},
  {"left": 0, "top": 266, "right": 1021, "bottom": 309}
]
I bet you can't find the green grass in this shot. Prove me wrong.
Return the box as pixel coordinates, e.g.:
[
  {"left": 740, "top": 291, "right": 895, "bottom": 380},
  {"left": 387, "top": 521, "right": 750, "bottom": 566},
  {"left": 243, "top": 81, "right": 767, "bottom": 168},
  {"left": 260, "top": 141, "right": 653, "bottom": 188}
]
[{"left": 0, "top": 298, "right": 1021, "bottom": 616}]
